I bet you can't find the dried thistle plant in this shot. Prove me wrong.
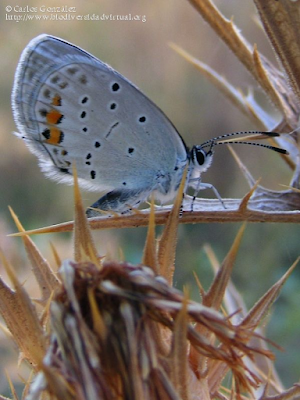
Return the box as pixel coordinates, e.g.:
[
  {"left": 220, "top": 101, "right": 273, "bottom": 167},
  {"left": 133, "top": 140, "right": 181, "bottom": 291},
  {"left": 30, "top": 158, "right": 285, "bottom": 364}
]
[{"left": 0, "top": 168, "right": 299, "bottom": 399}]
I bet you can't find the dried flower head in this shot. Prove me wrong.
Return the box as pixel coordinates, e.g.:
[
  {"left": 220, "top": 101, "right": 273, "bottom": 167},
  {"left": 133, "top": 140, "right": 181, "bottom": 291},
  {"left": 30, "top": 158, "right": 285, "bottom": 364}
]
[{"left": 1, "top": 166, "right": 298, "bottom": 400}]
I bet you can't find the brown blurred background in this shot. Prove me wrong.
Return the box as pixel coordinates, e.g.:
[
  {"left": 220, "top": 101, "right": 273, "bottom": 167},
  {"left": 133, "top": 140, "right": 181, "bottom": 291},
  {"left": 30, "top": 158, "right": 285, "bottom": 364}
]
[{"left": 0, "top": 0, "right": 299, "bottom": 395}]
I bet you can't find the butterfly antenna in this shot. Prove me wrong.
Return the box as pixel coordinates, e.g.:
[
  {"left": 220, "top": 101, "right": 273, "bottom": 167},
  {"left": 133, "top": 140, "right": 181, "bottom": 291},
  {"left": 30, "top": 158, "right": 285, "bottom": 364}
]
[
  {"left": 208, "top": 140, "right": 288, "bottom": 154},
  {"left": 200, "top": 131, "right": 288, "bottom": 154},
  {"left": 200, "top": 130, "right": 280, "bottom": 147}
]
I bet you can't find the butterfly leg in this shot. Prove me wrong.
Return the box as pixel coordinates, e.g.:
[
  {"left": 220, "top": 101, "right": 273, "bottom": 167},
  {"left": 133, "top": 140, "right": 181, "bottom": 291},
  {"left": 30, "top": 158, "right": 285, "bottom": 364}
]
[
  {"left": 189, "top": 178, "right": 226, "bottom": 210},
  {"left": 195, "top": 183, "right": 226, "bottom": 209},
  {"left": 86, "top": 189, "right": 149, "bottom": 217}
]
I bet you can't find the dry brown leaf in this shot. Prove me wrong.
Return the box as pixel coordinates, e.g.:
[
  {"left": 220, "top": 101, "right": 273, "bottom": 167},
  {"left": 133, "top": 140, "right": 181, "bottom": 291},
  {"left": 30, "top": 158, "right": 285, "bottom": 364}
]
[
  {"left": 142, "top": 198, "right": 158, "bottom": 273},
  {"left": 254, "top": 0, "right": 300, "bottom": 104},
  {"left": 9, "top": 207, "right": 60, "bottom": 303},
  {"left": 157, "top": 167, "right": 187, "bottom": 284},
  {"left": 72, "top": 165, "right": 100, "bottom": 266},
  {"left": 0, "top": 251, "right": 46, "bottom": 367}
]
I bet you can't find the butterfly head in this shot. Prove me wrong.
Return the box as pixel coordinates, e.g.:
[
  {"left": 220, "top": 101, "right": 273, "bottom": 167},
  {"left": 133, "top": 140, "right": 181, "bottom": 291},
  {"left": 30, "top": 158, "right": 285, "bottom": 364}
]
[{"left": 189, "top": 143, "right": 215, "bottom": 173}]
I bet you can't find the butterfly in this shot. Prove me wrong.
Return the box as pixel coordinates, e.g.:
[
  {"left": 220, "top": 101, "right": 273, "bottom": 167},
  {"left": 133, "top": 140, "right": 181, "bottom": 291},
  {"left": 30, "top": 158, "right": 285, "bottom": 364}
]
[{"left": 12, "top": 35, "right": 287, "bottom": 216}]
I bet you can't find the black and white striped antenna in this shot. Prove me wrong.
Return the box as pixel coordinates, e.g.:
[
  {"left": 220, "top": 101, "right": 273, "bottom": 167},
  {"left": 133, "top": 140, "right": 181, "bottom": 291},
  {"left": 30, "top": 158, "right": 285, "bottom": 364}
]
[{"left": 200, "top": 131, "right": 288, "bottom": 154}]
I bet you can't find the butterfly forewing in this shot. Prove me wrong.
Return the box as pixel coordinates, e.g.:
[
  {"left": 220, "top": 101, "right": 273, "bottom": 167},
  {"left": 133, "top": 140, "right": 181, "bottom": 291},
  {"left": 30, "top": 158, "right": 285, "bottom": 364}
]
[{"left": 12, "top": 35, "right": 188, "bottom": 195}]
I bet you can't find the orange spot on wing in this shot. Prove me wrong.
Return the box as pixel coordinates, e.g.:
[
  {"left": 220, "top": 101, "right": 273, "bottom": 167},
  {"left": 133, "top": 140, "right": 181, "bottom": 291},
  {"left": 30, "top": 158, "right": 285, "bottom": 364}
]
[
  {"left": 46, "top": 109, "right": 63, "bottom": 124},
  {"left": 52, "top": 94, "right": 62, "bottom": 107},
  {"left": 44, "top": 128, "right": 63, "bottom": 145}
]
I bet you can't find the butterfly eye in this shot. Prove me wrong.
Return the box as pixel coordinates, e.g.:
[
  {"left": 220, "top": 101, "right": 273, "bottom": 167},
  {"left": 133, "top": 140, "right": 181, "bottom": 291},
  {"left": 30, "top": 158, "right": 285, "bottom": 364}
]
[
  {"left": 196, "top": 149, "right": 206, "bottom": 166},
  {"left": 191, "top": 146, "right": 207, "bottom": 166}
]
